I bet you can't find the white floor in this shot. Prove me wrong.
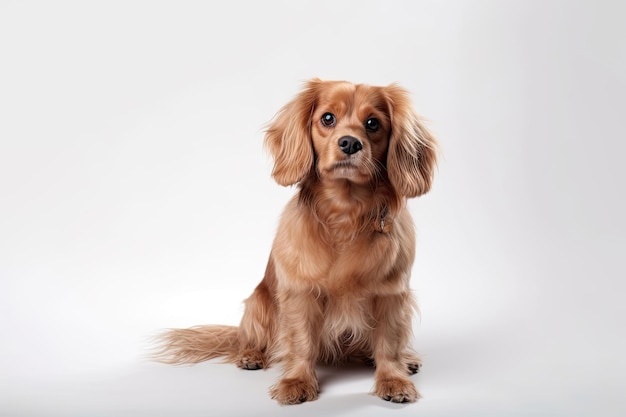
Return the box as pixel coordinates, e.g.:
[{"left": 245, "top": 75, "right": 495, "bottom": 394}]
[
  {"left": 4, "top": 318, "right": 623, "bottom": 417},
  {"left": 2, "top": 1, "right": 625, "bottom": 416}
]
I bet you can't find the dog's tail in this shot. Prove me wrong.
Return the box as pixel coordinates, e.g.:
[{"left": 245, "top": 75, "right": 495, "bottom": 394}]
[{"left": 152, "top": 325, "right": 239, "bottom": 365}]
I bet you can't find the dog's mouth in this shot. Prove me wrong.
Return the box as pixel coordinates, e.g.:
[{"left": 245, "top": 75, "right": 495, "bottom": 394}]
[
  {"left": 333, "top": 160, "right": 357, "bottom": 169},
  {"left": 330, "top": 159, "right": 363, "bottom": 180}
]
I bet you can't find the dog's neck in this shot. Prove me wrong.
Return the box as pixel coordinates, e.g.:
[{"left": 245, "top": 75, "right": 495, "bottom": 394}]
[{"left": 298, "top": 176, "right": 399, "bottom": 238}]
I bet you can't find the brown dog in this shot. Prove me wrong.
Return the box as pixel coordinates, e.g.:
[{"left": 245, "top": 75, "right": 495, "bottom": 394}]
[{"left": 155, "top": 79, "right": 438, "bottom": 404}]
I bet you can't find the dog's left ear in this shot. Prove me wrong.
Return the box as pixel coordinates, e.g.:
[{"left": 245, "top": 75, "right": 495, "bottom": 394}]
[
  {"left": 264, "top": 79, "right": 320, "bottom": 186},
  {"left": 384, "top": 85, "right": 439, "bottom": 197}
]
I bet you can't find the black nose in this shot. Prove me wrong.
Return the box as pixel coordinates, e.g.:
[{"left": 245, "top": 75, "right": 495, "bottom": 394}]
[{"left": 338, "top": 136, "right": 363, "bottom": 155}]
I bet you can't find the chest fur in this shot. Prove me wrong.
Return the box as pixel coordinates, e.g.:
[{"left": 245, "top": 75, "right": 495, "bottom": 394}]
[{"left": 275, "top": 221, "right": 400, "bottom": 292}]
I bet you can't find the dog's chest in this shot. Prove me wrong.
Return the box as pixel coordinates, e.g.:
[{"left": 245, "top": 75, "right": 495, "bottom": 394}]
[
  {"left": 322, "top": 291, "right": 372, "bottom": 337},
  {"left": 274, "top": 201, "right": 408, "bottom": 292},
  {"left": 308, "top": 231, "right": 400, "bottom": 292}
]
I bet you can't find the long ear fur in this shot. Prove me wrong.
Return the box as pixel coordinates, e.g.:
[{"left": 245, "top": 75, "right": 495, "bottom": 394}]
[
  {"left": 264, "top": 79, "right": 320, "bottom": 186},
  {"left": 384, "top": 85, "right": 438, "bottom": 197}
]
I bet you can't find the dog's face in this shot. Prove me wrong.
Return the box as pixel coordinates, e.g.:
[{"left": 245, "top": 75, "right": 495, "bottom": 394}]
[
  {"left": 265, "top": 79, "right": 437, "bottom": 197},
  {"left": 311, "top": 83, "right": 391, "bottom": 185}
]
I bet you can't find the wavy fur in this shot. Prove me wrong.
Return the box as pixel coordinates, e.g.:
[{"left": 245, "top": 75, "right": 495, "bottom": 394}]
[{"left": 154, "top": 79, "right": 438, "bottom": 405}]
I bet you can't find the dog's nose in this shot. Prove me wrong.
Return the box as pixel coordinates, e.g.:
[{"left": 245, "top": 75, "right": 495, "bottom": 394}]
[{"left": 338, "top": 136, "right": 363, "bottom": 155}]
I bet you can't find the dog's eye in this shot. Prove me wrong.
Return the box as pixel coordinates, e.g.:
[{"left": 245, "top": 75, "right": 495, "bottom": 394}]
[
  {"left": 321, "top": 112, "right": 336, "bottom": 127},
  {"left": 365, "top": 117, "right": 380, "bottom": 132}
]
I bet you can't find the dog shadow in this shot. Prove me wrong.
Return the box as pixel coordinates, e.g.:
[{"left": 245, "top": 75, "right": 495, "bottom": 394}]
[
  {"left": 311, "top": 362, "right": 416, "bottom": 412},
  {"left": 316, "top": 361, "right": 375, "bottom": 387}
]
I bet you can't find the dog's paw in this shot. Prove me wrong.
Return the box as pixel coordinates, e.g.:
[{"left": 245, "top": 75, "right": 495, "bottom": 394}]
[
  {"left": 374, "top": 377, "right": 420, "bottom": 403},
  {"left": 407, "top": 361, "right": 422, "bottom": 374},
  {"left": 236, "top": 349, "right": 266, "bottom": 370},
  {"left": 403, "top": 351, "right": 423, "bottom": 375},
  {"left": 269, "top": 378, "right": 319, "bottom": 405}
]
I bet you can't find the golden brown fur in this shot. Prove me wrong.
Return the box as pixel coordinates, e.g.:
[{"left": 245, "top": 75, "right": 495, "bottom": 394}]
[{"left": 154, "top": 79, "right": 438, "bottom": 404}]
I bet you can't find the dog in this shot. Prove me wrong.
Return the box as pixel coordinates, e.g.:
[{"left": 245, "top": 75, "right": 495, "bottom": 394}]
[{"left": 154, "top": 79, "right": 438, "bottom": 404}]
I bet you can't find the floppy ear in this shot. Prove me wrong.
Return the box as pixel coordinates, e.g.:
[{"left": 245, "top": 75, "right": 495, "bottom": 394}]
[
  {"left": 264, "top": 79, "right": 320, "bottom": 186},
  {"left": 384, "top": 85, "right": 438, "bottom": 197}
]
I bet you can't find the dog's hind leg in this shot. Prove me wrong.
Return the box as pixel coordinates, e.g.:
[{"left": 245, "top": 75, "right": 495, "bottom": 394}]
[{"left": 236, "top": 260, "right": 278, "bottom": 370}]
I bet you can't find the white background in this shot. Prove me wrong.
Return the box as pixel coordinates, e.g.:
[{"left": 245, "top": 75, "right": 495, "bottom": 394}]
[{"left": 1, "top": 1, "right": 625, "bottom": 416}]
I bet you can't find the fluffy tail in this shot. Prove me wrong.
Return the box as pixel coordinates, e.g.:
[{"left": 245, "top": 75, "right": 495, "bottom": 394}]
[{"left": 152, "top": 325, "right": 239, "bottom": 365}]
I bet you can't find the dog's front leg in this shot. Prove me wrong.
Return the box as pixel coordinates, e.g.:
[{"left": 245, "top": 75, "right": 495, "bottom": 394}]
[
  {"left": 371, "top": 292, "right": 421, "bottom": 403},
  {"left": 269, "top": 290, "right": 322, "bottom": 405}
]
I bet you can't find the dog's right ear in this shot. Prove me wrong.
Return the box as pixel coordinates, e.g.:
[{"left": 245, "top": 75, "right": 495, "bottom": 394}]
[{"left": 264, "top": 79, "right": 320, "bottom": 186}]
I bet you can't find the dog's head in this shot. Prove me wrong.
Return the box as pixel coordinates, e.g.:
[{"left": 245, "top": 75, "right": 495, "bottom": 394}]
[{"left": 265, "top": 79, "right": 438, "bottom": 197}]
